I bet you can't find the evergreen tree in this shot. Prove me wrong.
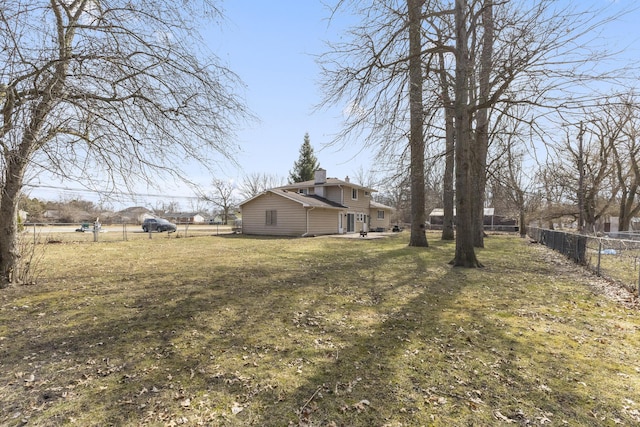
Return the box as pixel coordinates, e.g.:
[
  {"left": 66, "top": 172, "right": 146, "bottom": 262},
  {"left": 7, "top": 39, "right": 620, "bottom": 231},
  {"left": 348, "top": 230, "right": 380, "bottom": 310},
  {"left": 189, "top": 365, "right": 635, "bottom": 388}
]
[{"left": 289, "top": 133, "right": 320, "bottom": 183}]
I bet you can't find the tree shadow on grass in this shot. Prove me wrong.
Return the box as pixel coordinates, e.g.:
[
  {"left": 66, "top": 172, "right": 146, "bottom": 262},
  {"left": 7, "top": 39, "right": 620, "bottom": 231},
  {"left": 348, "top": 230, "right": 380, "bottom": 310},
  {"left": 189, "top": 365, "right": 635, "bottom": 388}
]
[{"left": 1, "top": 237, "right": 635, "bottom": 426}]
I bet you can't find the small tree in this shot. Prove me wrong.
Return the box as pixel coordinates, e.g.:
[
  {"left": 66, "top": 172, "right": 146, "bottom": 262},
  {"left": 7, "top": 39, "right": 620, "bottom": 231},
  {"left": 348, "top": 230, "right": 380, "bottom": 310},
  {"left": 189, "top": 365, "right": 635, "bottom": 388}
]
[
  {"left": 203, "top": 179, "right": 237, "bottom": 225},
  {"left": 289, "top": 133, "right": 320, "bottom": 183},
  {"left": 239, "top": 173, "right": 285, "bottom": 200}
]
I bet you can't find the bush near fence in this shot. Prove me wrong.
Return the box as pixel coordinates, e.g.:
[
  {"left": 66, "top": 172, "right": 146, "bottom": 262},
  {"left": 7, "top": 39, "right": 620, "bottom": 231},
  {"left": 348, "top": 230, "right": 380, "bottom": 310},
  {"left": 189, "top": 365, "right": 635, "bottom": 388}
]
[{"left": 529, "top": 227, "right": 640, "bottom": 294}]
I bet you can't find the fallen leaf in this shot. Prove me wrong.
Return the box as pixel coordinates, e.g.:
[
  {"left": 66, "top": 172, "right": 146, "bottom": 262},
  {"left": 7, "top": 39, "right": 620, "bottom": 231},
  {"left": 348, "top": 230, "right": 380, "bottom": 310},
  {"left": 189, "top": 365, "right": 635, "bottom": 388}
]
[
  {"left": 231, "top": 402, "right": 243, "bottom": 415},
  {"left": 354, "top": 399, "right": 370, "bottom": 412},
  {"left": 494, "top": 410, "right": 516, "bottom": 423}
]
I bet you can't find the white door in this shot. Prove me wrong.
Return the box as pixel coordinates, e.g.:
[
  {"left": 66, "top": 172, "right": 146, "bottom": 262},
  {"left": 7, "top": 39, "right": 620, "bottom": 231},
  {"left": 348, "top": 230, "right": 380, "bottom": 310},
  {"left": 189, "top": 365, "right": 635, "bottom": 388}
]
[{"left": 338, "top": 213, "right": 343, "bottom": 233}]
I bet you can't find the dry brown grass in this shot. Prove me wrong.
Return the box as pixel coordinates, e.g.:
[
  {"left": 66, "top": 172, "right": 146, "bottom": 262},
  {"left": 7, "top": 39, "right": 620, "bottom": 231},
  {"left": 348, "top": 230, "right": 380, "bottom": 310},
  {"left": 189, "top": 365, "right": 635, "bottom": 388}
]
[{"left": 1, "top": 232, "right": 639, "bottom": 426}]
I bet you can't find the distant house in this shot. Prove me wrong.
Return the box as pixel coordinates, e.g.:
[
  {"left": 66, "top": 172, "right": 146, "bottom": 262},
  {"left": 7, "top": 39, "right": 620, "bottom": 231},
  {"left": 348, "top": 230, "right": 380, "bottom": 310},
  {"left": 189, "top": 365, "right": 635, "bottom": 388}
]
[
  {"left": 115, "top": 206, "right": 154, "bottom": 224},
  {"left": 210, "top": 212, "right": 240, "bottom": 225},
  {"left": 239, "top": 169, "right": 393, "bottom": 236},
  {"left": 43, "top": 209, "right": 62, "bottom": 221},
  {"left": 165, "top": 212, "right": 205, "bottom": 224},
  {"left": 428, "top": 207, "right": 517, "bottom": 231}
]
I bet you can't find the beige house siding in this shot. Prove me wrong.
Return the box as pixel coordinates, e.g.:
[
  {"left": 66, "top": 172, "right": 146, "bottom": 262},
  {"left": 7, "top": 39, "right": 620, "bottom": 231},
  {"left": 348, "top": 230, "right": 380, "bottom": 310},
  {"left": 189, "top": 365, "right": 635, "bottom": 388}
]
[
  {"left": 370, "top": 207, "right": 392, "bottom": 230},
  {"left": 307, "top": 209, "right": 342, "bottom": 235},
  {"left": 347, "top": 187, "right": 372, "bottom": 211},
  {"left": 241, "top": 193, "right": 307, "bottom": 236},
  {"left": 324, "top": 186, "right": 344, "bottom": 205}
]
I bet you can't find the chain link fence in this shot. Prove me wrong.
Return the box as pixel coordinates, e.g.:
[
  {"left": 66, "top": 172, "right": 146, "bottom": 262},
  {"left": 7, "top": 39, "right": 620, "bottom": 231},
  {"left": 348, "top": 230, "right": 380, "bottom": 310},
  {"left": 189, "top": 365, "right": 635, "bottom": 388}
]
[
  {"left": 529, "top": 227, "right": 640, "bottom": 294},
  {"left": 22, "top": 222, "right": 236, "bottom": 243}
]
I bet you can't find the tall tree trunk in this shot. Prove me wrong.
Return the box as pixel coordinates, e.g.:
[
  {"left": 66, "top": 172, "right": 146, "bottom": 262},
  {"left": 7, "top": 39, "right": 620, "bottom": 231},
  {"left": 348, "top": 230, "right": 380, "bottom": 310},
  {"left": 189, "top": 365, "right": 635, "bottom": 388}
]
[
  {"left": 472, "top": 0, "right": 493, "bottom": 248},
  {"left": 0, "top": 154, "right": 28, "bottom": 287},
  {"left": 439, "top": 52, "right": 455, "bottom": 241},
  {"left": 452, "top": 0, "right": 482, "bottom": 267},
  {"left": 519, "top": 208, "right": 527, "bottom": 237},
  {"left": 408, "top": 0, "right": 428, "bottom": 247}
]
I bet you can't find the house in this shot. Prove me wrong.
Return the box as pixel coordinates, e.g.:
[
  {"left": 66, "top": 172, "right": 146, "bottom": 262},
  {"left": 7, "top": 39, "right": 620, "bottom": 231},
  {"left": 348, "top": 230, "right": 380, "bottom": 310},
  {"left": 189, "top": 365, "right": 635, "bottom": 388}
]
[
  {"left": 239, "top": 169, "right": 393, "bottom": 236},
  {"left": 428, "top": 207, "right": 517, "bottom": 231},
  {"left": 165, "top": 212, "right": 206, "bottom": 224},
  {"left": 209, "top": 212, "right": 240, "bottom": 225},
  {"left": 115, "top": 206, "right": 154, "bottom": 224}
]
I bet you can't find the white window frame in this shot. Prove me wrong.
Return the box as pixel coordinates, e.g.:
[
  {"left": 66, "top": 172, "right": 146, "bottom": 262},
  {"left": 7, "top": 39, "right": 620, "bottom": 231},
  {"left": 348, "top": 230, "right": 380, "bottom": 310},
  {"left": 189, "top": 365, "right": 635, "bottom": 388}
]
[
  {"left": 377, "top": 210, "right": 385, "bottom": 219},
  {"left": 351, "top": 188, "right": 358, "bottom": 200}
]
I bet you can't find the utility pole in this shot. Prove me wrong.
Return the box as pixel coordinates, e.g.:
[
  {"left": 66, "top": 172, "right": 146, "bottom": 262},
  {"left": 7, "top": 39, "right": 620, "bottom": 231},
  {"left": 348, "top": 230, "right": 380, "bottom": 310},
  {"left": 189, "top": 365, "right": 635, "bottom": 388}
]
[{"left": 577, "top": 121, "right": 585, "bottom": 233}]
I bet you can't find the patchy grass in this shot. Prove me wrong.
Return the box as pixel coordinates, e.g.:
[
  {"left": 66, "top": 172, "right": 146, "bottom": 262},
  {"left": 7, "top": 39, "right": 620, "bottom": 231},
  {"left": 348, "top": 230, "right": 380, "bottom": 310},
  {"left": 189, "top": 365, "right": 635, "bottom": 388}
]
[{"left": 1, "top": 233, "right": 639, "bottom": 426}]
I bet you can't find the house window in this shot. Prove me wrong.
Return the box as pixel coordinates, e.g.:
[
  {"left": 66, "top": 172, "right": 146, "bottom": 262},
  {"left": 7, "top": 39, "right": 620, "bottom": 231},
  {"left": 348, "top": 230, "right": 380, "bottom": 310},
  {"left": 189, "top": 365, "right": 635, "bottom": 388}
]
[
  {"left": 298, "top": 189, "right": 307, "bottom": 194},
  {"left": 352, "top": 189, "right": 358, "bottom": 200},
  {"left": 377, "top": 210, "right": 384, "bottom": 219},
  {"left": 356, "top": 213, "right": 364, "bottom": 222},
  {"left": 364, "top": 191, "right": 370, "bottom": 197},
  {"left": 265, "top": 210, "right": 277, "bottom": 226}
]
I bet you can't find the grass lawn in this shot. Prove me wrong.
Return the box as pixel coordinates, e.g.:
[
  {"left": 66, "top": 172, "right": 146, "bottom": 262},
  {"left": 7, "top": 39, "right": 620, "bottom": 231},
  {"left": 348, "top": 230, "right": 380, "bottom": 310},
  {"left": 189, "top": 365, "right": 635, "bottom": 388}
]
[{"left": 1, "top": 232, "right": 639, "bottom": 426}]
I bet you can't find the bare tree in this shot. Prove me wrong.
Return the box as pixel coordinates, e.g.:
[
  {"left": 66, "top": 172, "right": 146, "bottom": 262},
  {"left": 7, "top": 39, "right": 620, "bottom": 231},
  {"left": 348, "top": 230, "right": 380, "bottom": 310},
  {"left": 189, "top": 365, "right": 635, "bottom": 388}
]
[
  {"left": 490, "top": 114, "right": 541, "bottom": 237},
  {"left": 407, "top": 0, "right": 428, "bottom": 247},
  {"left": 375, "top": 168, "right": 411, "bottom": 225},
  {"left": 202, "top": 179, "right": 237, "bottom": 225},
  {"left": 238, "top": 173, "right": 285, "bottom": 200},
  {"left": 451, "top": 0, "right": 482, "bottom": 266},
  {"left": 436, "top": 49, "right": 456, "bottom": 241},
  {"left": 0, "top": 0, "right": 249, "bottom": 286},
  {"left": 605, "top": 95, "right": 640, "bottom": 231},
  {"left": 352, "top": 166, "right": 382, "bottom": 190},
  {"left": 543, "top": 118, "right": 618, "bottom": 233},
  {"left": 319, "top": 0, "right": 446, "bottom": 247}
]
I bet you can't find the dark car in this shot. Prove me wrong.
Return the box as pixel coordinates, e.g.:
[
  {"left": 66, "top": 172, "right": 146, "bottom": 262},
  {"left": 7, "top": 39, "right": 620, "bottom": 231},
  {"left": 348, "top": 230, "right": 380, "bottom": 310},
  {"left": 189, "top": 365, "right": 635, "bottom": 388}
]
[{"left": 142, "top": 218, "right": 177, "bottom": 233}]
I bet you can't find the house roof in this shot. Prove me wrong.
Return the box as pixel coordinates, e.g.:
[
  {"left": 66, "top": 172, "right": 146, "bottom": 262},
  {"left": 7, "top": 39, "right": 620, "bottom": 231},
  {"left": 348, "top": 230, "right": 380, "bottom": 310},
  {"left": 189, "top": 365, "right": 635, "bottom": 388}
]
[
  {"left": 429, "top": 208, "right": 495, "bottom": 216},
  {"left": 166, "top": 212, "right": 204, "bottom": 217},
  {"left": 240, "top": 189, "right": 347, "bottom": 209},
  {"left": 276, "top": 177, "right": 376, "bottom": 192},
  {"left": 117, "top": 206, "right": 152, "bottom": 214},
  {"left": 370, "top": 200, "right": 395, "bottom": 210}
]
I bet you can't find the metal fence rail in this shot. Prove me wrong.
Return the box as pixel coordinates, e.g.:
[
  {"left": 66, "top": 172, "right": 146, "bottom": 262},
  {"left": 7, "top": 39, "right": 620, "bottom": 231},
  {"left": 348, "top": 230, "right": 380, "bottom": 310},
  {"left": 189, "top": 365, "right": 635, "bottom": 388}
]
[
  {"left": 21, "top": 222, "right": 236, "bottom": 243},
  {"left": 529, "top": 227, "right": 640, "bottom": 294},
  {"left": 528, "top": 227, "right": 587, "bottom": 264}
]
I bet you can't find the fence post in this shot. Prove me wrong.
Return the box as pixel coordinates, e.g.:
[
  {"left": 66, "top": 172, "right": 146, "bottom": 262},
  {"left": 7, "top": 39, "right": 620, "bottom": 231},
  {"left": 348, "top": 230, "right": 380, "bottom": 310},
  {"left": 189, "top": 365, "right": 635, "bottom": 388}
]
[
  {"left": 597, "top": 240, "right": 602, "bottom": 276},
  {"left": 93, "top": 219, "right": 100, "bottom": 242}
]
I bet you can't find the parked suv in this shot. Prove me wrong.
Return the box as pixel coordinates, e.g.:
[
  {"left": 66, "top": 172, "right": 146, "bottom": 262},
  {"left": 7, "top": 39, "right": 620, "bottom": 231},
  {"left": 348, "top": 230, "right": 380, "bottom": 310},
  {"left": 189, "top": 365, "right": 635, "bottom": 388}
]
[{"left": 142, "top": 218, "right": 177, "bottom": 233}]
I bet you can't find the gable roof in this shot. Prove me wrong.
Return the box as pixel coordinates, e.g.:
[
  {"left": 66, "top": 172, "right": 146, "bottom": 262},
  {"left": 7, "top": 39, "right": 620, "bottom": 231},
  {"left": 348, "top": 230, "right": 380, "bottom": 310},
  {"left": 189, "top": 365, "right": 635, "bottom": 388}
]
[
  {"left": 240, "top": 189, "right": 347, "bottom": 209},
  {"left": 370, "top": 200, "right": 395, "bottom": 210},
  {"left": 276, "top": 177, "right": 375, "bottom": 192}
]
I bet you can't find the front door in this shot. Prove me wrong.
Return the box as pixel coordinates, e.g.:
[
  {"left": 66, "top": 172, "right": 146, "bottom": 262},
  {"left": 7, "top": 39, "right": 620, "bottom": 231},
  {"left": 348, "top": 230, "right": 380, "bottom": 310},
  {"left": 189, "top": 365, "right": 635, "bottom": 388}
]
[{"left": 347, "top": 213, "right": 355, "bottom": 232}]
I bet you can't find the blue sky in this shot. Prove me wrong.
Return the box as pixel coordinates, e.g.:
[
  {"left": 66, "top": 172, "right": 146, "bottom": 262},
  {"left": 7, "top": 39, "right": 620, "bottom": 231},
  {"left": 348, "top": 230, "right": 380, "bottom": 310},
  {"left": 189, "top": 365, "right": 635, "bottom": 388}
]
[
  {"left": 208, "top": 0, "right": 640, "bottom": 185},
  {"left": 209, "top": 1, "right": 366, "bottom": 184},
  {"left": 26, "top": 0, "right": 640, "bottom": 209}
]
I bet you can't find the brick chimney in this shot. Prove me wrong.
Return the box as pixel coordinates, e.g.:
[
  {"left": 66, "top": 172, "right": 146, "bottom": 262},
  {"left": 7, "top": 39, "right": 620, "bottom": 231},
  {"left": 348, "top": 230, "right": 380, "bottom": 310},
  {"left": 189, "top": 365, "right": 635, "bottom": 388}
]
[{"left": 314, "top": 168, "right": 327, "bottom": 184}]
